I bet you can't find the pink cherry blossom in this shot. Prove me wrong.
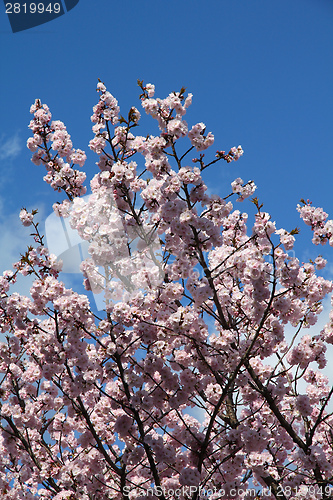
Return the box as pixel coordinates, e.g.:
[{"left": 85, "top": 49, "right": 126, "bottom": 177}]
[{"left": 1, "top": 81, "right": 333, "bottom": 499}]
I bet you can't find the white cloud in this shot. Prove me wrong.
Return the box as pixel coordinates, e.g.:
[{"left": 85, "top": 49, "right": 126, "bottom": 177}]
[{"left": 0, "top": 132, "right": 21, "bottom": 160}]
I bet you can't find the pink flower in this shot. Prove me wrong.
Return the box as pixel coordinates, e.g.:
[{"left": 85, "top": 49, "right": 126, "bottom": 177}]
[{"left": 19, "top": 209, "right": 34, "bottom": 226}]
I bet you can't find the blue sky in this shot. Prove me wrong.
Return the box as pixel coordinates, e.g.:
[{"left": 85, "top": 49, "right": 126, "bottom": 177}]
[
  {"left": 1, "top": 0, "right": 333, "bottom": 484},
  {"left": 0, "top": 0, "right": 332, "bottom": 289}
]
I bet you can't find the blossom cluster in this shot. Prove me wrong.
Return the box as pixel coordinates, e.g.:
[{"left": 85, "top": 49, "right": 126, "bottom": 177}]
[
  {"left": 27, "top": 99, "right": 87, "bottom": 201},
  {"left": 297, "top": 200, "right": 333, "bottom": 246}
]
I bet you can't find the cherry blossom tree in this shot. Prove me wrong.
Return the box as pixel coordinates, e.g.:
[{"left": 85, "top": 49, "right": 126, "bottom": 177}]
[{"left": 1, "top": 80, "right": 333, "bottom": 500}]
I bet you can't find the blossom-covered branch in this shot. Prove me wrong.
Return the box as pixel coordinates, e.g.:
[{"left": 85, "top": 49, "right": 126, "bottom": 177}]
[{"left": 0, "top": 81, "right": 333, "bottom": 500}]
